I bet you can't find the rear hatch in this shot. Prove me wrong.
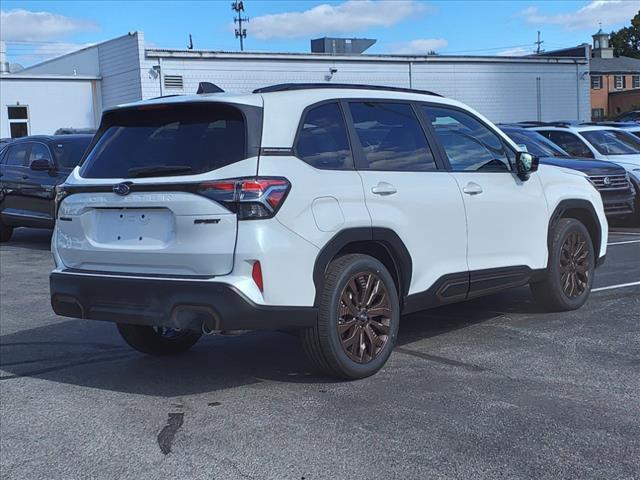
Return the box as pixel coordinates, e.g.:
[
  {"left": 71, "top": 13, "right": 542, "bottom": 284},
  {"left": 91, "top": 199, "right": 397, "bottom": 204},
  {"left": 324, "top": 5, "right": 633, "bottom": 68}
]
[{"left": 56, "top": 99, "right": 263, "bottom": 277}]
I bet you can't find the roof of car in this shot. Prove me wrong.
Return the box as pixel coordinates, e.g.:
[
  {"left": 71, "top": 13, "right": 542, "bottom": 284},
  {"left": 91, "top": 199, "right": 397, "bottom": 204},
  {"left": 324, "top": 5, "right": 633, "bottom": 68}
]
[
  {"left": 529, "top": 124, "right": 625, "bottom": 133},
  {"left": 9, "top": 134, "right": 94, "bottom": 143},
  {"left": 112, "top": 83, "right": 454, "bottom": 112}
]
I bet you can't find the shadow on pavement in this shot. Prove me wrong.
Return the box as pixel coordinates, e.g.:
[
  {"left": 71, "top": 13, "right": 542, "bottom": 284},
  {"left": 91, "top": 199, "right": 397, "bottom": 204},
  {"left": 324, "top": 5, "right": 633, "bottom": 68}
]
[
  {"left": 0, "top": 286, "right": 539, "bottom": 396},
  {"left": 0, "top": 228, "right": 52, "bottom": 252}
]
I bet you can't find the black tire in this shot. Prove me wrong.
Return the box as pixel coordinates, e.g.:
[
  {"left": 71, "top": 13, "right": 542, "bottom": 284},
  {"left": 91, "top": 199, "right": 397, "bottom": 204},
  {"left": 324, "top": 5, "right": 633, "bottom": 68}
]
[
  {"left": 117, "top": 324, "right": 202, "bottom": 355},
  {"left": 300, "top": 254, "right": 400, "bottom": 380},
  {"left": 530, "top": 218, "right": 594, "bottom": 312},
  {"left": 0, "top": 220, "right": 13, "bottom": 242}
]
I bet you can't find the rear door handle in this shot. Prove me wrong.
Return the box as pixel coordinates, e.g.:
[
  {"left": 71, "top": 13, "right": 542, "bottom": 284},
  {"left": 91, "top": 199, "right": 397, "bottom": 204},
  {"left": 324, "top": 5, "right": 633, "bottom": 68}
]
[
  {"left": 462, "top": 182, "right": 483, "bottom": 195},
  {"left": 21, "top": 175, "right": 29, "bottom": 180},
  {"left": 371, "top": 182, "right": 397, "bottom": 196}
]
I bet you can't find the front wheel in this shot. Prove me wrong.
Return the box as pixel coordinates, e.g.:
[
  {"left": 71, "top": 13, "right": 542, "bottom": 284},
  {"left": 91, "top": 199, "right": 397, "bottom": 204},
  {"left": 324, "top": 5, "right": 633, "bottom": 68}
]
[
  {"left": 300, "top": 254, "right": 400, "bottom": 379},
  {"left": 117, "top": 324, "right": 202, "bottom": 355},
  {"left": 530, "top": 218, "right": 594, "bottom": 311}
]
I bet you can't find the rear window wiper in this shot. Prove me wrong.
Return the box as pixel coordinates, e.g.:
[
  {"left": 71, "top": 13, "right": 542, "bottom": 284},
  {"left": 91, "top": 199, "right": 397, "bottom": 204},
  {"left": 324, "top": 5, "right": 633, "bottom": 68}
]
[{"left": 128, "top": 165, "right": 193, "bottom": 178}]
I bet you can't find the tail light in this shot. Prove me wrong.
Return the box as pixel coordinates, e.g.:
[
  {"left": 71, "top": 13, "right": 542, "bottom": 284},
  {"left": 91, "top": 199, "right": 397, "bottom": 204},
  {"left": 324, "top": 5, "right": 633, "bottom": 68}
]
[
  {"left": 54, "top": 185, "right": 70, "bottom": 218},
  {"left": 196, "top": 177, "right": 290, "bottom": 220}
]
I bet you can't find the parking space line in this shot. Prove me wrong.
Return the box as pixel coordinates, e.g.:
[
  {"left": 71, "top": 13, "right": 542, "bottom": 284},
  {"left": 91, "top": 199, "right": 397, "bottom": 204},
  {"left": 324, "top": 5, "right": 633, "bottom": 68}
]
[
  {"left": 608, "top": 231, "right": 640, "bottom": 237},
  {"left": 608, "top": 240, "right": 640, "bottom": 246},
  {"left": 592, "top": 281, "right": 640, "bottom": 292}
]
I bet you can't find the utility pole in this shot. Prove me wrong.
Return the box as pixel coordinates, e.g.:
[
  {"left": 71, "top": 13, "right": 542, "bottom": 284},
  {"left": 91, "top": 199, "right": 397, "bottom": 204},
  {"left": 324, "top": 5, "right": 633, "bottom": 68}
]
[
  {"left": 187, "top": 34, "right": 193, "bottom": 50},
  {"left": 232, "top": 1, "right": 249, "bottom": 52},
  {"left": 535, "top": 30, "right": 544, "bottom": 54}
]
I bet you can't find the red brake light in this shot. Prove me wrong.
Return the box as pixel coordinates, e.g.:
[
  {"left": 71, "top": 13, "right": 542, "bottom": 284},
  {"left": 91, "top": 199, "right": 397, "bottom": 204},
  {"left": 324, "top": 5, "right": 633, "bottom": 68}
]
[{"left": 196, "top": 177, "right": 290, "bottom": 220}]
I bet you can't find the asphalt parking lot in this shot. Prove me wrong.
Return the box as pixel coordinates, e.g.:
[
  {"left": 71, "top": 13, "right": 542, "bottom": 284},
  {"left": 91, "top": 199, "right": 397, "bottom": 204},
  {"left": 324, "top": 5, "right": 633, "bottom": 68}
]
[{"left": 0, "top": 227, "right": 638, "bottom": 480}]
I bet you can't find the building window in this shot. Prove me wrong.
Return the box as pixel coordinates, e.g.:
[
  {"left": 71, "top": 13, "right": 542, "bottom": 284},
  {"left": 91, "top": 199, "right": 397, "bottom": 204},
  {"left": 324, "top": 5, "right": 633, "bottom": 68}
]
[
  {"left": 7, "top": 105, "right": 29, "bottom": 138},
  {"left": 614, "top": 75, "right": 625, "bottom": 90},
  {"left": 633, "top": 75, "right": 640, "bottom": 89},
  {"left": 591, "top": 76, "right": 602, "bottom": 89},
  {"left": 591, "top": 108, "right": 605, "bottom": 120}
]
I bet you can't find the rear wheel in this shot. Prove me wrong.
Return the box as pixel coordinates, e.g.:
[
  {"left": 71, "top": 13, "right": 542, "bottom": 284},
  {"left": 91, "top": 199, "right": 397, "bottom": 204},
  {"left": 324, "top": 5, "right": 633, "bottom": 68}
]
[
  {"left": 117, "top": 324, "right": 202, "bottom": 355},
  {"left": 530, "top": 218, "right": 594, "bottom": 311},
  {"left": 0, "top": 219, "right": 13, "bottom": 242},
  {"left": 300, "top": 254, "right": 400, "bottom": 379}
]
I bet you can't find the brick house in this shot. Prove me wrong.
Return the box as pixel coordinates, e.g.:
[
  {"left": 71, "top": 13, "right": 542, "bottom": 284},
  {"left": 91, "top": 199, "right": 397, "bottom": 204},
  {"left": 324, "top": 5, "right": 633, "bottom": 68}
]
[{"left": 589, "top": 29, "right": 640, "bottom": 120}]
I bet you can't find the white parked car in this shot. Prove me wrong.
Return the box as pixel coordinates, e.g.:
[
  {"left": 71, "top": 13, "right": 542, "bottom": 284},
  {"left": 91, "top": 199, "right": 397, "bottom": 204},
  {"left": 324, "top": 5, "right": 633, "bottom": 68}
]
[
  {"left": 50, "top": 84, "right": 607, "bottom": 379},
  {"left": 530, "top": 124, "right": 640, "bottom": 224}
]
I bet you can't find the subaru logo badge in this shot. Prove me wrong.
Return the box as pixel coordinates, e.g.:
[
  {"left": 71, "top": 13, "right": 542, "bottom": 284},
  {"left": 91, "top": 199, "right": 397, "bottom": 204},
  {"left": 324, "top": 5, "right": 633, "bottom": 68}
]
[
  {"left": 603, "top": 177, "right": 611, "bottom": 186},
  {"left": 113, "top": 183, "right": 131, "bottom": 196}
]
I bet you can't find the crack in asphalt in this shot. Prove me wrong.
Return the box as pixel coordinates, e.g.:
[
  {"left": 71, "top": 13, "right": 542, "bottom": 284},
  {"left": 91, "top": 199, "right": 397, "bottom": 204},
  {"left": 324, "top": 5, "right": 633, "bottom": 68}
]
[
  {"left": 157, "top": 413, "right": 184, "bottom": 455},
  {"left": 0, "top": 352, "right": 136, "bottom": 380},
  {"left": 394, "top": 347, "right": 488, "bottom": 372}
]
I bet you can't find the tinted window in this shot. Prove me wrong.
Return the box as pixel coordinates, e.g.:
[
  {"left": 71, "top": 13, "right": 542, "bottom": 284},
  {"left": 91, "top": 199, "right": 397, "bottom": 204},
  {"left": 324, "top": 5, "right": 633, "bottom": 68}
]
[
  {"left": 503, "top": 128, "right": 568, "bottom": 158},
  {"left": 538, "top": 131, "right": 594, "bottom": 158},
  {"left": 349, "top": 102, "right": 436, "bottom": 171},
  {"left": 51, "top": 138, "right": 92, "bottom": 168},
  {"left": 422, "top": 106, "right": 511, "bottom": 172},
  {"left": 295, "top": 103, "right": 352, "bottom": 170},
  {"left": 81, "top": 104, "right": 246, "bottom": 178},
  {"left": 5, "top": 144, "right": 28, "bottom": 166},
  {"left": 29, "top": 143, "right": 52, "bottom": 163},
  {"left": 581, "top": 130, "right": 640, "bottom": 156}
]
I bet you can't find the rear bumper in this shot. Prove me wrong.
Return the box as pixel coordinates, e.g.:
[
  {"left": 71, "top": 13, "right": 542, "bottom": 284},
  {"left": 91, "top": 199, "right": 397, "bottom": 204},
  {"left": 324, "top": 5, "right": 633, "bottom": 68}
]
[{"left": 50, "top": 271, "right": 317, "bottom": 331}]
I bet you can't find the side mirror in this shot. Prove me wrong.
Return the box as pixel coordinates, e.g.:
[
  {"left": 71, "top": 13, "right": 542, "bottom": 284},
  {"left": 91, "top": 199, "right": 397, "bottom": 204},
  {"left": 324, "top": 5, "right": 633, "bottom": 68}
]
[
  {"left": 515, "top": 151, "right": 539, "bottom": 181},
  {"left": 30, "top": 158, "right": 53, "bottom": 172}
]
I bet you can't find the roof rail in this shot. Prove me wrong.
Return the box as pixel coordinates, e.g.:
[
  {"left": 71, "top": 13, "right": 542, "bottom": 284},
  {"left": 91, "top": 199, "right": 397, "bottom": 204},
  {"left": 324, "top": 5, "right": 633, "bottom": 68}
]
[
  {"left": 252, "top": 83, "right": 443, "bottom": 97},
  {"left": 580, "top": 121, "right": 636, "bottom": 127},
  {"left": 517, "top": 121, "right": 574, "bottom": 128},
  {"left": 197, "top": 82, "right": 224, "bottom": 94}
]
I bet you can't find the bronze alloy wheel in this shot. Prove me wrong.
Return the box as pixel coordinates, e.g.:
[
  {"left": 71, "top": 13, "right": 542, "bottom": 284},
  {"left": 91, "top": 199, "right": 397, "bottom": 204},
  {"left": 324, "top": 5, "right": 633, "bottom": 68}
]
[
  {"left": 560, "top": 231, "right": 590, "bottom": 298},
  {"left": 337, "top": 271, "right": 392, "bottom": 363}
]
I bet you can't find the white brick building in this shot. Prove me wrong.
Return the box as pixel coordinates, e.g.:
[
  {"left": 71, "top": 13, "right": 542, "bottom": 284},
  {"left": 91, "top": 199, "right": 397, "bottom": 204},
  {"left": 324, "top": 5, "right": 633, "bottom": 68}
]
[{"left": 1, "top": 31, "right": 591, "bottom": 138}]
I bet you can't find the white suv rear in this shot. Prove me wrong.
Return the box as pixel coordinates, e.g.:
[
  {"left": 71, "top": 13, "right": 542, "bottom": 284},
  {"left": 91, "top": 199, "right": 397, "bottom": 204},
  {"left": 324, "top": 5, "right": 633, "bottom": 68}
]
[{"left": 50, "top": 84, "right": 607, "bottom": 379}]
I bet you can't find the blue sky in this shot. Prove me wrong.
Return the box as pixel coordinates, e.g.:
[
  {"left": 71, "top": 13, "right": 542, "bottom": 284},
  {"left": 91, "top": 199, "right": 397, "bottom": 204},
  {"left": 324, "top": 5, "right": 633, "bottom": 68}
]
[{"left": 1, "top": 0, "right": 638, "bottom": 66}]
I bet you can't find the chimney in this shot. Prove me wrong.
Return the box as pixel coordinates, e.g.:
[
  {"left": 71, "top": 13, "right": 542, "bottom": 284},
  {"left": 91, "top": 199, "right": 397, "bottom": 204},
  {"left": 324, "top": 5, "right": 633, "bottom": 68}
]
[{"left": 0, "top": 41, "right": 10, "bottom": 74}]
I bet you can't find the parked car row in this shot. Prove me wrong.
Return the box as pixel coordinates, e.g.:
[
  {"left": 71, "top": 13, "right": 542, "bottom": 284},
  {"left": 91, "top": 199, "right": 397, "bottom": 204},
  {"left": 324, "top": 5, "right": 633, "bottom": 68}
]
[{"left": 0, "top": 135, "right": 93, "bottom": 241}]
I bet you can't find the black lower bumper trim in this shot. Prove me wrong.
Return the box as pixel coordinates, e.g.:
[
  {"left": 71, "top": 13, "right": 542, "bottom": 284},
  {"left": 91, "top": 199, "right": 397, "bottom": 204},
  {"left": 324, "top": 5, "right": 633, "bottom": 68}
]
[{"left": 50, "top": 272, "right": 317, "bottom": 331}]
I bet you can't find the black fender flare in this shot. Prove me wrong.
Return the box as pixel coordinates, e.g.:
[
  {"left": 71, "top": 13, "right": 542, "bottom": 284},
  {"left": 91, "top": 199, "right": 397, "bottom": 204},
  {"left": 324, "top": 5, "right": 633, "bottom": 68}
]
[{"left": 312, "top": 227, "right": 412, "bottom": 307}]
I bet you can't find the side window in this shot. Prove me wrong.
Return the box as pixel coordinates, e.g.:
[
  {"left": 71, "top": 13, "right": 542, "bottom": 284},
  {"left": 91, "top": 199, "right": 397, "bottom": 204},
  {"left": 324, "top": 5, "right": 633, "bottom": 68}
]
[
  {"left": 421, "top": 106, "right": 511, "bottom": 172},
  {"left": 5, "top": 144, "right": 29, "bottom": 166},
  {"left": 538, "top": 131, "right": 594, "bottom": 159},
  {"left": 348, "top": 102, "right": 437, "bottom": 171},
  {"left": 29, "top": 143, "right": 52, "bottom": 163},
  {"left": 295, "top": 103, "right": 352, "bottom": 170}
]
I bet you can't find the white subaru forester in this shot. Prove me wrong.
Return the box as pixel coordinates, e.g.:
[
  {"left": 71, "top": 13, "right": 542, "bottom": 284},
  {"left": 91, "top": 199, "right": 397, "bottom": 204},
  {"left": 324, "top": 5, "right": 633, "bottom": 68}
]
[{"left": 50, "top": 83, "right": 607, "bottom": 379}]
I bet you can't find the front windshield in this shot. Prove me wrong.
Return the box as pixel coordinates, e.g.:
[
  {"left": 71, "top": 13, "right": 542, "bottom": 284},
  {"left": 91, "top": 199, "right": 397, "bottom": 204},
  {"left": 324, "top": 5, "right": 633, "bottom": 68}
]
[
  {"left": 504, "top": 128, "right": 568, "bottom": 158},
  {"left": 581, "top": 129, "right": 640, "bottom": 156},
  {"left": 52, "top": 138, "right": 92, "bottom": 168}
]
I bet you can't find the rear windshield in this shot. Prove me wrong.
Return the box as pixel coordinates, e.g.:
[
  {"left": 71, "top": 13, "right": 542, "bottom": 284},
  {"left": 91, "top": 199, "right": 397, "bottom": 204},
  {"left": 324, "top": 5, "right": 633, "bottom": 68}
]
[
  {"left": 80, "top": 103, "right": 246, "bottom": 178},
  {"left": 581, "top": 129, "right": 640, "bottom": 156},
  {"left": 52, "top": 137, "right": 92, "bottom": 168}
]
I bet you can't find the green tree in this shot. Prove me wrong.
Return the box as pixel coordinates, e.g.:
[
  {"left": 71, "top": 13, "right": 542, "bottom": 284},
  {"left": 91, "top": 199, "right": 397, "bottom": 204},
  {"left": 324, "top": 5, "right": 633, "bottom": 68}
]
[{"left": 609, "top": 11, "right": 640, "bottom": 58}]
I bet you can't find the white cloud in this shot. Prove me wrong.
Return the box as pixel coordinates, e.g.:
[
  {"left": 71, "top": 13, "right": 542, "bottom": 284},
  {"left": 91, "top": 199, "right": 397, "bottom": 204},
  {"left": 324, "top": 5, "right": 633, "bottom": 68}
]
[
  {"left": 390, "top": 38, "right": 448, "bottom": 54},
  {"left": 497, "top": 46, "right": 530, "bottom": 56},
  {"left": 249, "top": 0, "right": 427, "bottom": 40},
  {"left": 0, "top": 9, "right": 98, "bottom": 42},
  {"left": 521, "top": 0, "right": 640, "bottom": 31}
]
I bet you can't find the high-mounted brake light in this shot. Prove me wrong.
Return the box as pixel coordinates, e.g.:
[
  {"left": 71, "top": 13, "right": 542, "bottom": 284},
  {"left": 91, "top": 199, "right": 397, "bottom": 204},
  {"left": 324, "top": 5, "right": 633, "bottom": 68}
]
[{"left": 197, "top": 177, "right": 290, "bottom": 220}]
